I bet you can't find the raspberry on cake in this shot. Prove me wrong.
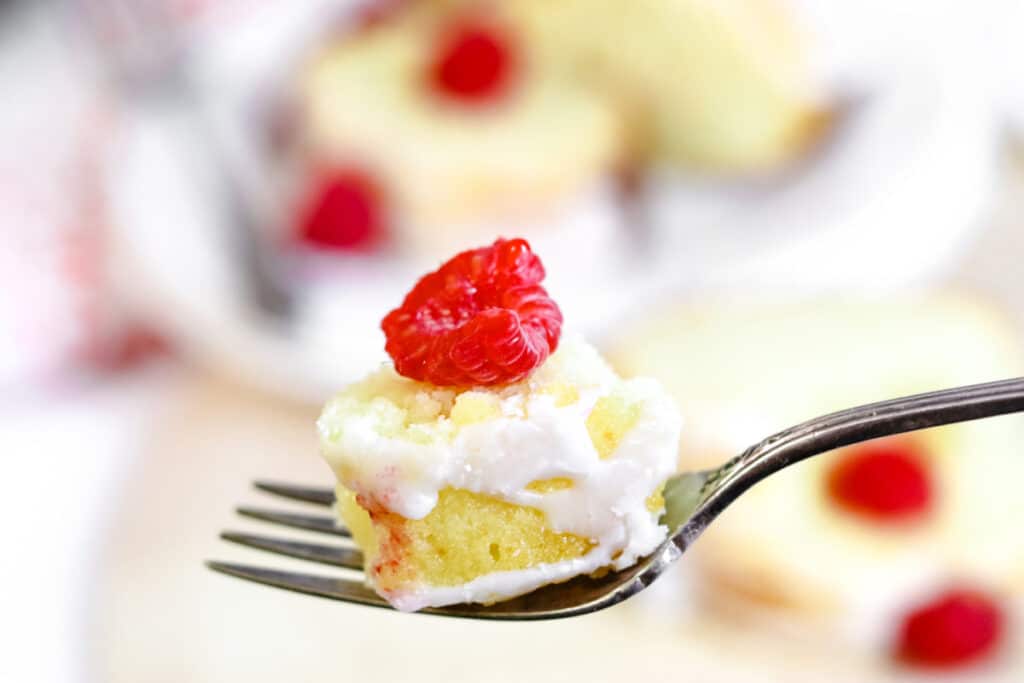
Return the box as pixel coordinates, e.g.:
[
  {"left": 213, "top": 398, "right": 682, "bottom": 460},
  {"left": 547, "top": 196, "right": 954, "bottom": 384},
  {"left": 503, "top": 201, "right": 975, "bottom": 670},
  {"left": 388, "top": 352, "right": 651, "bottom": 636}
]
[
  {"left": 317, "top": 239, "right": 681, "bottom": 611},
  {"left": 428, "top": 17, "right": 517, "bottom": 103},
  {"left": 826, "top": 439, "right": 934, "bottom": 523},
  {"left": 381, "top": 237, "right": 561, "bottom": 386},
  {"left": 896, "top": 588, "right": 1005, "bottom": 668},
  {"left": 296, "top": 167, "right": 387, "bottom": 251}
]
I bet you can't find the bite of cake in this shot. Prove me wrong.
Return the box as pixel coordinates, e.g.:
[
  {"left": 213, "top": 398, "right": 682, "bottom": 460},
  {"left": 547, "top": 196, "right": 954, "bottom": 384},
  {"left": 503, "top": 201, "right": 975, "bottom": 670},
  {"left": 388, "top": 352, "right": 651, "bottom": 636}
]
[{"left": 317, "top": 238, "right": 681, "bottom": 611}]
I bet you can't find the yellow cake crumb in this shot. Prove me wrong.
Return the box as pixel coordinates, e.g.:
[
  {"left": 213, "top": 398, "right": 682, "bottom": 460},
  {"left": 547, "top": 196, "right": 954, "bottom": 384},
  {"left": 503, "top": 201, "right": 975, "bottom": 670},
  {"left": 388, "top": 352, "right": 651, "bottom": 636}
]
[
  {"left": 539, "top": 382, "right": 580, "bottom": 407},
  {"left": 587, "top": 395, "right": 641, "bottom": 459},
  {"left": 449, "top": 392, "right": 502, "bottom": 426},
  {"left": 337, "top": 486, "right": 377, "bottom": 558},
  {"left": 646, "top": 487, "right": 665, "bottom": 514},
  {"left": 526, "top": 477, "right": 576, "bottom": 493}
]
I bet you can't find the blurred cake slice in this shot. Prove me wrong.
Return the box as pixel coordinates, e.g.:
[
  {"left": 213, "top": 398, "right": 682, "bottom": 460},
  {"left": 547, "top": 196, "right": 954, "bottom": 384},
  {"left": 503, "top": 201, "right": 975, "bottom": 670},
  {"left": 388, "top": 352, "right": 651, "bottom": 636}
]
[
  {"left": 607, "top": 294, "right": 1024, "bottom": 661},
  {"left": 297, "top": 6, "right": 624, "bottom": 259},
  {"left": 513, "top": 0, "right": 828, "bottom": 171}
]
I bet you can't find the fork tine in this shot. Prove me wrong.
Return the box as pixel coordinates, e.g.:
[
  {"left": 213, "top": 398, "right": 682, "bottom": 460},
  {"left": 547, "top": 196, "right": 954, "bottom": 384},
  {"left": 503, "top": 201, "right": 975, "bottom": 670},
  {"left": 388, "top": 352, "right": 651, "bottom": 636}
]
[
  {"left": 206, "top": 561, "right": 391, "bottom": 608},
  {"left": 237, "top": 507, "right": 350, "bottom": 537},
  {"left": 220, "top": 531, "right": 364, "bottom": 570},
  {"left": 204, "top": 559, "right": 642, "bottom": 620},
  {"left": 254, "top": 481, "right": 335, "bottom": 507}
]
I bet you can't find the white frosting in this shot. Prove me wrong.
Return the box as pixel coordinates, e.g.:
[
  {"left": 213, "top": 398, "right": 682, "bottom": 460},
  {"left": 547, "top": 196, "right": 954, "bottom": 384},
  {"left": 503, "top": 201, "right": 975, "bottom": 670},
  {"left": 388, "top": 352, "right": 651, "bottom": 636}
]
[{"left": 318, "top": 338, "right": 681, "bottom": 610}]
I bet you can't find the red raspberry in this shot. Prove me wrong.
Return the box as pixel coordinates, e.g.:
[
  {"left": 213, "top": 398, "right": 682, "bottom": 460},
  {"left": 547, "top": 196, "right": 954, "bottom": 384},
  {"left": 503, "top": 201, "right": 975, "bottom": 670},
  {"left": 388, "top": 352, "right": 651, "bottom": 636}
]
[
  {"left": 826, "top": 439, "right": 933, "bottom": 522},
  {"left": 896, "top": 589, "right": 1004, "bottom": 668},
  {"left": 428, "top": 18, "right": 517, "bottom": 103},
  {"left": 296, "top": 168, "right": 385, "bottom": 251},
  {"left": 382, "top": 238, "right": 562, "bottom": 386}
]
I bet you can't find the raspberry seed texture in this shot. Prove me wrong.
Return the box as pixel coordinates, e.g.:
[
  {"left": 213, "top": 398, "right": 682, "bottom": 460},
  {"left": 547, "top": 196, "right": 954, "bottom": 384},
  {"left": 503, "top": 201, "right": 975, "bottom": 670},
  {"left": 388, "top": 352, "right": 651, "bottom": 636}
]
[{"left": 382, "top": 238, "right": 562, "bottom": 386}]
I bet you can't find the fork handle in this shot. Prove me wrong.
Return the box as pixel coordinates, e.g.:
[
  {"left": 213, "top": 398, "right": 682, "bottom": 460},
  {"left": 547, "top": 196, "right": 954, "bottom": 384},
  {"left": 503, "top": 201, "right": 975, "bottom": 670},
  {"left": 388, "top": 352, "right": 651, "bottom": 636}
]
[{"left": 697, "top": 377, "right": 1024, "bottom": 524}]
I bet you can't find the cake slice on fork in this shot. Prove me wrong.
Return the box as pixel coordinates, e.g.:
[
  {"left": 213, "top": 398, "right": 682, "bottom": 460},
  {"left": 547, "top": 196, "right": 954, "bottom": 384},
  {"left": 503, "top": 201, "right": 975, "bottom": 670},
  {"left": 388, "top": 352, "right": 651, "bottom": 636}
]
[{"left": 317, "top": 238, "right": 681, "bottom": 611}]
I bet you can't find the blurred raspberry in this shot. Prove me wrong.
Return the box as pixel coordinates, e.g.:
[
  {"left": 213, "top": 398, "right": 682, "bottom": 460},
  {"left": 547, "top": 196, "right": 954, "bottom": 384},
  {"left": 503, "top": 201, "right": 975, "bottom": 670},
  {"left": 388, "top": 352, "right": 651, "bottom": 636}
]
[
  {"left": 382, "top": 238, "right": 561, "bottom": 386},
  {"left": 428, "top": 18, "right": 517, "bottom": 103},
  {"left": 896, "top": 589, "right": 1004, "bottom": 668},
  {"left": 826, "top": 439, "right": 933, "bottom": 522},
  {"left": 296, "top": 168, "right": 386, "bottom": 251}
]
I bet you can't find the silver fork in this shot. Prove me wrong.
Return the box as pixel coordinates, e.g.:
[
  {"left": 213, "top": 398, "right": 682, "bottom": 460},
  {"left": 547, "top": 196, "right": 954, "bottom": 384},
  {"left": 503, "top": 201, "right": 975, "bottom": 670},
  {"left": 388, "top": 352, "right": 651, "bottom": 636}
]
[{"left": 207, "top": 377, "right": 1024, "bottom": 619}]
